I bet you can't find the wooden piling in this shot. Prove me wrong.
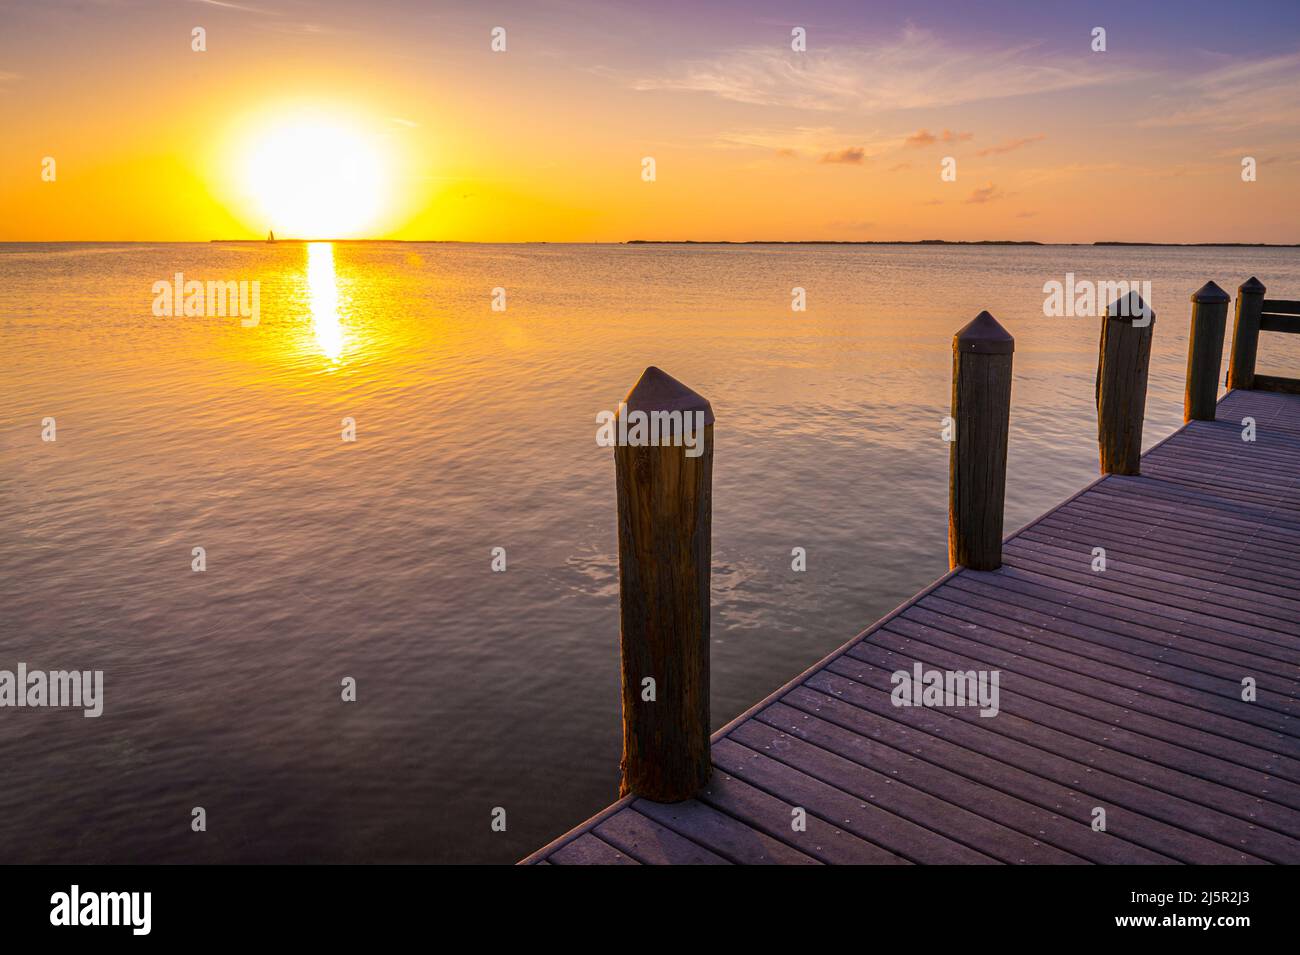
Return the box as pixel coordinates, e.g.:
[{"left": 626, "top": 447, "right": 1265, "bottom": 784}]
[
  {"left": 1096, "top": 293, "right": 1154, "bottom": 475},
  {"left": 1226, "top": 277, "right": 1267, "bottom": 391},
  {"left": 949, "top": 311, "right": 1014, "bottom": 572},
  {"left": 614, "top": 366, "right": 713, "bottom": 802},
  {"left": 1184, "top": 281, "right": 1230, "bottom": 422}
]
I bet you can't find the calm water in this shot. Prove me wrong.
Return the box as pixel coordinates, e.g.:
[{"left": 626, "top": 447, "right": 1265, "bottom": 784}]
[{"left": 2, "top": 242, "right": 1298, "bottom": 863}]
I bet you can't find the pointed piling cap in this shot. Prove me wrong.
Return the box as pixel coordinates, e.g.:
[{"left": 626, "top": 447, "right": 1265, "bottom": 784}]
[
  {"left": 620, "top": 366, "right": 715, "bottom": 425},
  {"left": 953, "top": 310, "right": 1014, "bottom": 354},
  {"left": 1191, "top": 281, "right": 1230, "bottom": 304},
  {"left": 1106, "top": 291, "right": 1154, "bottom": 324},
  {"left": 1240, "top": 276, "right": 1266, "bottom": 295}
]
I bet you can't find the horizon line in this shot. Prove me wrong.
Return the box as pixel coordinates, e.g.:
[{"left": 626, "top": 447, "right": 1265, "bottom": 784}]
[{"left": 2, "top": 239, "right": 1299, "bottom": 248}]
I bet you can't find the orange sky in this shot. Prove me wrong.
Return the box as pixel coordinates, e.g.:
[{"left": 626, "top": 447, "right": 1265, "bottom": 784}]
[{"left": 2, "top": 0, "right": 1299, "bottom": 243}]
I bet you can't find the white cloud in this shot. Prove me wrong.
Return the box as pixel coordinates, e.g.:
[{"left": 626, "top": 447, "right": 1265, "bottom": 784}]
[
  {"left": 1138, "top": 50, "right": 1300, "bottom": 131},
  {"left": 633, "top": 27, "right": 1130, "bottom": 112}
]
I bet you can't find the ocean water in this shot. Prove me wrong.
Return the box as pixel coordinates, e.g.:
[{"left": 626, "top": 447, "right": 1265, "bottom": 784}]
[{"left": 2, "top": 242, "right": 1298, "bottom": 864}]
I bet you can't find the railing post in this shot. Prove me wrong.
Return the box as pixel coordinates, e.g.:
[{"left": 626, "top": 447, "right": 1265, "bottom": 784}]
[
  {"left": 614, "top": 366, "right": 713, "bottom": 802},
  {"left": 949, "top": 311, "right": 1014, "bottom": 571},
  {"left": 1096, "top": 293, "right": 1154, "bottom": 475},
  {"left": 1226, "top": 277, "right": 1267, "bottom": 391},
  {"left": 1184, "top": 282, "right": 1231, "bottom": 422}
]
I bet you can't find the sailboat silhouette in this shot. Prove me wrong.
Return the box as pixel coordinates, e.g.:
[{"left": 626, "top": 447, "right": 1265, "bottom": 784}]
[{"left": 267, "top": 230, "right": 275, "bottom": 243}]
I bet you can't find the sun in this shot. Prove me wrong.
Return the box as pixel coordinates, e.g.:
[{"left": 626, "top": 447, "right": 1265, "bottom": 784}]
[{"left": 241, "top": 114, "right": 388, "bottom": 238}]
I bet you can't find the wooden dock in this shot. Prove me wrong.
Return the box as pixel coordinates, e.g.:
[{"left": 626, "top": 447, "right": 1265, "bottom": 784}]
[{"left": 524, "top": 282, "right": 1300, "bottom": 865}]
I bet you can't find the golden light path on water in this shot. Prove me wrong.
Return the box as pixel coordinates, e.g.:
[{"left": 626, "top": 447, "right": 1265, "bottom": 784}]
[{"left": 306, "top": 241, "right": 344, "bottom": 361}]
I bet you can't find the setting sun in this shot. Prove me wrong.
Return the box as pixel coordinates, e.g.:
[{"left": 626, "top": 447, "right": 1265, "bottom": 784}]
[{"left": 240, "top": 114, "right": 389, "bottom": 238}]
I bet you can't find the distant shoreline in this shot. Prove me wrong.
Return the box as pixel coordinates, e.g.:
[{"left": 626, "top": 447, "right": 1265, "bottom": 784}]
[
  {"left": 626, "top": 240, "right": 1300, "bottom": 248},
  {"left": 196, "top": 238, "right": 1300, "bottom": 247}
]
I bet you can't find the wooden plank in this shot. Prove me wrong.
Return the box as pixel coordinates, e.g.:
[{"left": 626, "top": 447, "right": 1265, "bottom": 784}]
[
  {"left": 919, "top": 587, "right": 1300, "bottom": 701},
  {"left": 862, "top": 624, "right": 1300, "bottom": 836},
  {"left": 1097, "top": 462, "right": 1300, "bottom": 514},
  {"left": 882, "top": 610, "right": 1298, "bottom": 745},
  {"left": 1146, "top": 434, "right": 1300, "bottom": 475},
  {"left": 1134, "top": 466, "right": 1300, "bottom": 512},
  {"left": 727, "top": 717, "right": 1082, "bottom": 863},
  {"left": 860, "top": 624, "right": 1300, "bottom": 783},
  {"left": 1139, "top": 462, "right": 1300, "bottom": 510},
  {"left": 1154, "top": 430, "right": 1300, "bottom": 465},
  {"left": 1007, "top": 533, "right": 1300, "bottom": 619},
  {"left": 908, "top": 592, "right": 1300, "bottom": 720},
  {"left": 755, "top": 701, "right": 1116, "bottom": 862},
  {"left": 695, "top": 767, "right": 909, "bottom": 864},
  {"left": 1253, "top": 374, "right": 1300, "bottom": 395},
  {"left": 711, "top": 738, "right": 998, "bottom": 864},
  {"left": 949, "top": 568, "right": 1300, "bottom": 664},
  {"left": 1030, "top": 506, "right": 1300, "bottom": 585},
  {"left": 1261, "top": 299, "right": 1300, "bottom": 315},
  {"left": 1146, "top": 451, "right": 1300, "bottom": 493},
  {"left": 998, "top": 545, "right": 1300, "bottom": 636},
  {"left": 1102, "top": 472, "right": 1300, "bottom": 525},
  {"left": 1032, "top": 507, "right": 1300, "bottom": 579},
  {"left": 1157, "top": 422, "right": 1300, "bottom": 454},
  {"left": 825, "top": 651, "right": 1299, "bottom": 863},
  {"left": 1260, "top": 315, "right": 1300, "bottom": 333},
  {"left": 803, "top": 669, "right": 1262, "bottom": 863},
  {"left": 986, "top": 562, "right": 1300, "bottom": 657},
  {"left": 594, "top": 808, "right": 731, "bottom": 865},
  {"left": 631, "top": 796, "right": 820, "bottom": 864},
  {"left": 908, "top": 599, "right": 1300, "bottom": 812},
  {"left": 779, "top": 685, "right": 1174, "bottom": 863},
  {"left": 1040, "top": 488, "right": 1300, "bottom": 563},
  {"left": 943, "top": 574, "right": 1300, "bottom": 684},
  {"left": 1019, "top": 519, "right": 1300, "bottom": 601},
  {"left": 1219, "top": 388, "right": 1300, "bottom": 414},
  {"left": 548, "top": 833, "right": 641, "bottom": 865}
]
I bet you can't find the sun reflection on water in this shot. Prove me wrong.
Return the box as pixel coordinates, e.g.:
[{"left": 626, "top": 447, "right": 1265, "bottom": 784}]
[{"left": 307, "top": 242, "right": 345, "bottom": 361}]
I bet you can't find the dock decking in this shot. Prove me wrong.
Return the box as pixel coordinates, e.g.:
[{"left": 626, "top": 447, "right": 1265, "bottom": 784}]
[{"left": 523, "top": 388, "right": 1300, "bottom": 865}]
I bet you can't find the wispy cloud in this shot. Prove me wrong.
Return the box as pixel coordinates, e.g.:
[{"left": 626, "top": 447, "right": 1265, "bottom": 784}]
[
  {"left": 189, "top": 0, "right": 275, "bottom": 13},
  {"left": 633, "top": 28, "right": 1130, "bottom": 112},
  {"left": 819, "top": 146, "right": 867, "bottom": 164},
  {"left": 906, "top": 128, "right": 973, "bottom": 148},
  {"left": 1139, "top": 50, "right": 1300, "bottom": 131},
  {"left": 975, "top": 134, "right": 1045, "bottom": 157},
  {"left": 713, "top": 125, "right": 893, "bottom": 161},
  {"left": 966, "top": 182, "right": 1004, "bottom": 204}
]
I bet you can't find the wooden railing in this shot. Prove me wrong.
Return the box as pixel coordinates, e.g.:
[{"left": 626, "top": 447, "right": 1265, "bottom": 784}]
[{"left": 1226, "top": 278, "right": 1300, "bottom": 394}]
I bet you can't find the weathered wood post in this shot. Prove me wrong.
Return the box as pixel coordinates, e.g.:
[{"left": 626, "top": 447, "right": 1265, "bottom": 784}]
[
  {"left": 949, "top": 311, "right": 1014, "bottom": 571},
  {"left": 1184, "top": 281, "right": 1230, "bottom": 422},
  {"left": 1226, "top": 277, "right": 1267, "bottom": 391},
  {"left": 614, "top": 366, "right": 713, "bottom": 802},
  {"left": 1096, "top": 292, "right": 1154, "bottom": 475}
]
